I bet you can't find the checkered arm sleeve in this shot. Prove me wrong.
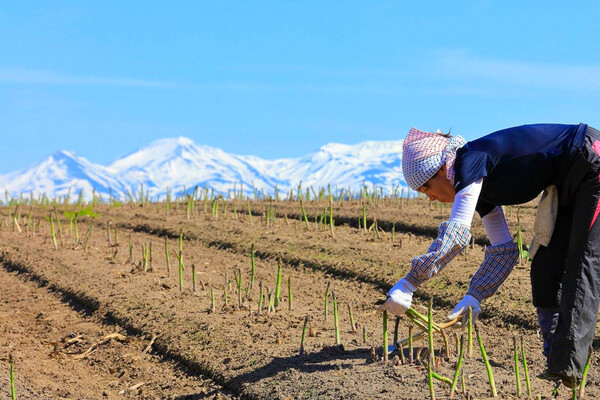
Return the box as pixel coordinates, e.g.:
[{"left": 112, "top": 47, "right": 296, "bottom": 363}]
[
  {"left": 467, "top": 241, "right": 519, "bottom": 302},
  {"left": 405, "top": 221, "right": 471, "bottom": 287}
]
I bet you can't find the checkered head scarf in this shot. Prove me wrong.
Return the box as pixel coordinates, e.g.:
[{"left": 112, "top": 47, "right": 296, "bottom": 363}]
[{"left": 402, "top": 127, "right": 467, "bottom": 190}]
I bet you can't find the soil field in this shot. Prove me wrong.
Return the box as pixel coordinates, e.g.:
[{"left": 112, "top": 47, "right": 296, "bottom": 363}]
[{"left": 0, "top": 198, "right": 598, "bottom": 399}]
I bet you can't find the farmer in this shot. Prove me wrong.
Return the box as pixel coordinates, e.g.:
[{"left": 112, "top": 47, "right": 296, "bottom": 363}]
[{"left": 379, "top": 123, "right": 600, "bottom": 388}]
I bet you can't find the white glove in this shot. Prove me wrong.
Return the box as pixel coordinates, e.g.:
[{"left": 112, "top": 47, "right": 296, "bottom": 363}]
[
  {"left": 379, "top": 278, "right": 416, "bottom": 315},
  {"left": 447, "top": 294, "right": 481, "bottom": 329}
]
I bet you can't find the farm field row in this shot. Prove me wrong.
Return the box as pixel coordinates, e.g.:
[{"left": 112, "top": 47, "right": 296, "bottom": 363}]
[
  {"left": 241, "top": 198, "right": 538, "bottom": 245},
  {"left": 103, "top": 203, "right": 539, "bottom": 330},
  {"left": 1, "top": 201, "right": 595, "bottom": 399},
  {"left": 0, "top": 256, "right": 235, "bottom": 400}
]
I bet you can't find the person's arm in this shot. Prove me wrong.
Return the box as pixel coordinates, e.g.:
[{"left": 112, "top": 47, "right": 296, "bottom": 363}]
[
  {"left": 404, "top": 220, "right": 472, "bottom": 286},
  {"left": 448, "top": 205, "right": 519, "bottom": 324},
  {"left": 404, "top": 179, "right": 482, "bottom": 287},
  {"left": 466, "top": 206, "right": 518, "bottom": 301},
  {"left": 381, "top": 180, "right": 481, "bottom": 315}
]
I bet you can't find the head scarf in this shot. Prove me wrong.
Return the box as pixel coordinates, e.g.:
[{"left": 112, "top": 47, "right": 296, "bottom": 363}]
[{"left": 402, "top": 127, "right": 467, "bottom": 190}]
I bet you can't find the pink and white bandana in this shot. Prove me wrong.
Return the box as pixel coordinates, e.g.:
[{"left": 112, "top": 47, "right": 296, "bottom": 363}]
[{"left": 402, "top": 127, "right": 467, "bottom": 190}]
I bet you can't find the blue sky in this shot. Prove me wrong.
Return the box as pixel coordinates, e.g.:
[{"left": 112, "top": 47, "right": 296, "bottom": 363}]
[{"left": 1, "top": 1, "right": 599, "bottom": 174}]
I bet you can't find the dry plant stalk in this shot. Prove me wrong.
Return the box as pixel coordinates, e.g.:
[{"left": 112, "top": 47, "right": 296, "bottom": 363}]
[
  {"left": 324, "top": 281, "right": 331, "bottom": 321},
  {"left": 267, "top": 288, "right": 274, "bottom": 313},
  {"left": 192, "top": 264, "right": 198, "bottom": 292},
  {"left": 71, "top": 333, "right": 128, "bottom": 360},
  {"left": 348, "top": 303, "right": 357, "bottom": 333},
  {"left": 454, "top": 332, "right": 459, "bottom": 358},
  {"left": 408, "top": 325, "right": 414, "bottom": 364},
  {"left": 299, "top": 315, "right": 309, "bottom": 356},
  {"left": 49, "top": 213, "right": 58, "bottom": 250},
  {"left": 141, "top": 335, "right": 158, "bottom": 355},
  {"left": 383, "top": 309, "right": 388, "bottom": 365},
  {"left": 129, "top": 234, "right": 133, "bottom": 264},
  {"left": 329, "top": 195, "right": 335, "bottom": 238},
  {"left": 210, "top": 286, "right": 216, "bottom": 313},
  {"left": 164, "top": 236, "right": 170, "bottom": 277},
  {"left": 393, "top": 316, "right": 400, "bottom": 345},
  {"left": 83, "top": 218, "right": 94, "bottom": 252},
  {"left": 397, "top": 341, "right": 406, "bottom": 364},
  {"left": 288, "top": 276, "right": 293, "bottom": 311},
  {"left": 440, "top": 328, "right": 451, "bottom": 360}
]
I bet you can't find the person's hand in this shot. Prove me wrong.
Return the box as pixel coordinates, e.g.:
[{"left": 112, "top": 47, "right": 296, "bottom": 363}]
[
  {"left": 447, "top": 294, "right": 481, "bottom": 329},
  {"left": 379, "top": 278, "right": 416, "bottom": 315}
]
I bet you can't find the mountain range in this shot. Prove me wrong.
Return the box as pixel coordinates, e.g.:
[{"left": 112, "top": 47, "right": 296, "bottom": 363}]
[{"left": 0, "top": 137, "right": 408, "bottom": 202}]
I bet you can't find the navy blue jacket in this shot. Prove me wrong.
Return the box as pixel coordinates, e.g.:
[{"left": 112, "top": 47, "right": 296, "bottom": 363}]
[{"left": 454, "top": 123, "right": 588, "bottom": 217}]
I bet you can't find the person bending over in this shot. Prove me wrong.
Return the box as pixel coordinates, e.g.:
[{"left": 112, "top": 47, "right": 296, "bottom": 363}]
[{"left": 380, "top": 123, "right": 600, "bottom": 388}]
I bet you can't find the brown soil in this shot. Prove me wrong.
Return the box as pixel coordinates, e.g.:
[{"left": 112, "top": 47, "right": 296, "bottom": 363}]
[
  {"left": 244, "top": 198, "right": 538, "bottom": 245},
  {"left": 107, "top": 200, "right": 538, "bottom": 329},
  {"left": 0, "top": 262, "right": 235, "bottom": 399},
  {"left": 0, "top": 199, "right": 596, "bottom": 399}
]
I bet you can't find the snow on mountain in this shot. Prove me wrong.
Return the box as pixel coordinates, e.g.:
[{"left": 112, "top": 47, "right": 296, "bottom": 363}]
[
  {"left": 0, "top": 150, "right": 129, "bottom": 201},
  {"left": 108, "top": 137, "right": 285, "bottom": 198},
  {"left": 0, "top": 137, "right": 409, "bottom": 202},
  {"left": 242, "top": 140, "right": 405, "bottom": 193}
]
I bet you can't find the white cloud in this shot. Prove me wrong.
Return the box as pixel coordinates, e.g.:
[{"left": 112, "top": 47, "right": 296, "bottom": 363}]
[
  {"left": 193, "top": 81, "right": 400, "bottom": 95},
  {"left": 0, "top": 68, "right": 176, "bottom": 88},
  {"left": 0, "top": 67, "right": 404, "bottom": 95},
  {"left": 433, "top": 49, "right": 600, "bottom": 92}
]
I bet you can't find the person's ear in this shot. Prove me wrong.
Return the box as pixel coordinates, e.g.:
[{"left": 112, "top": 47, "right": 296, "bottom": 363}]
[{"left": 441, "top": 163, "right": 447, "bottom": 175}]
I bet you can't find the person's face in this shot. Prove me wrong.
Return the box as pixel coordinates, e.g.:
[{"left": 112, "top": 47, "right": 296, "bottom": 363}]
[{"left": 416, "top": 164, "right": 456, "bottom": 203}]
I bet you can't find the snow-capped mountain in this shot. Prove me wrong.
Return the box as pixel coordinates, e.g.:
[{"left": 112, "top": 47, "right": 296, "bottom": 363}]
[
  {"left": 0, "top": 150, "right": 129, "bottom": 202},
  {"left": 0, "top": 137, "right": 408, "bottom": 202},
  {"left": 255, "top": 140, "right": 405, "bottom": 190},
  {"left": 107, "top": 137, "right": 284, "bottom": 199}
]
